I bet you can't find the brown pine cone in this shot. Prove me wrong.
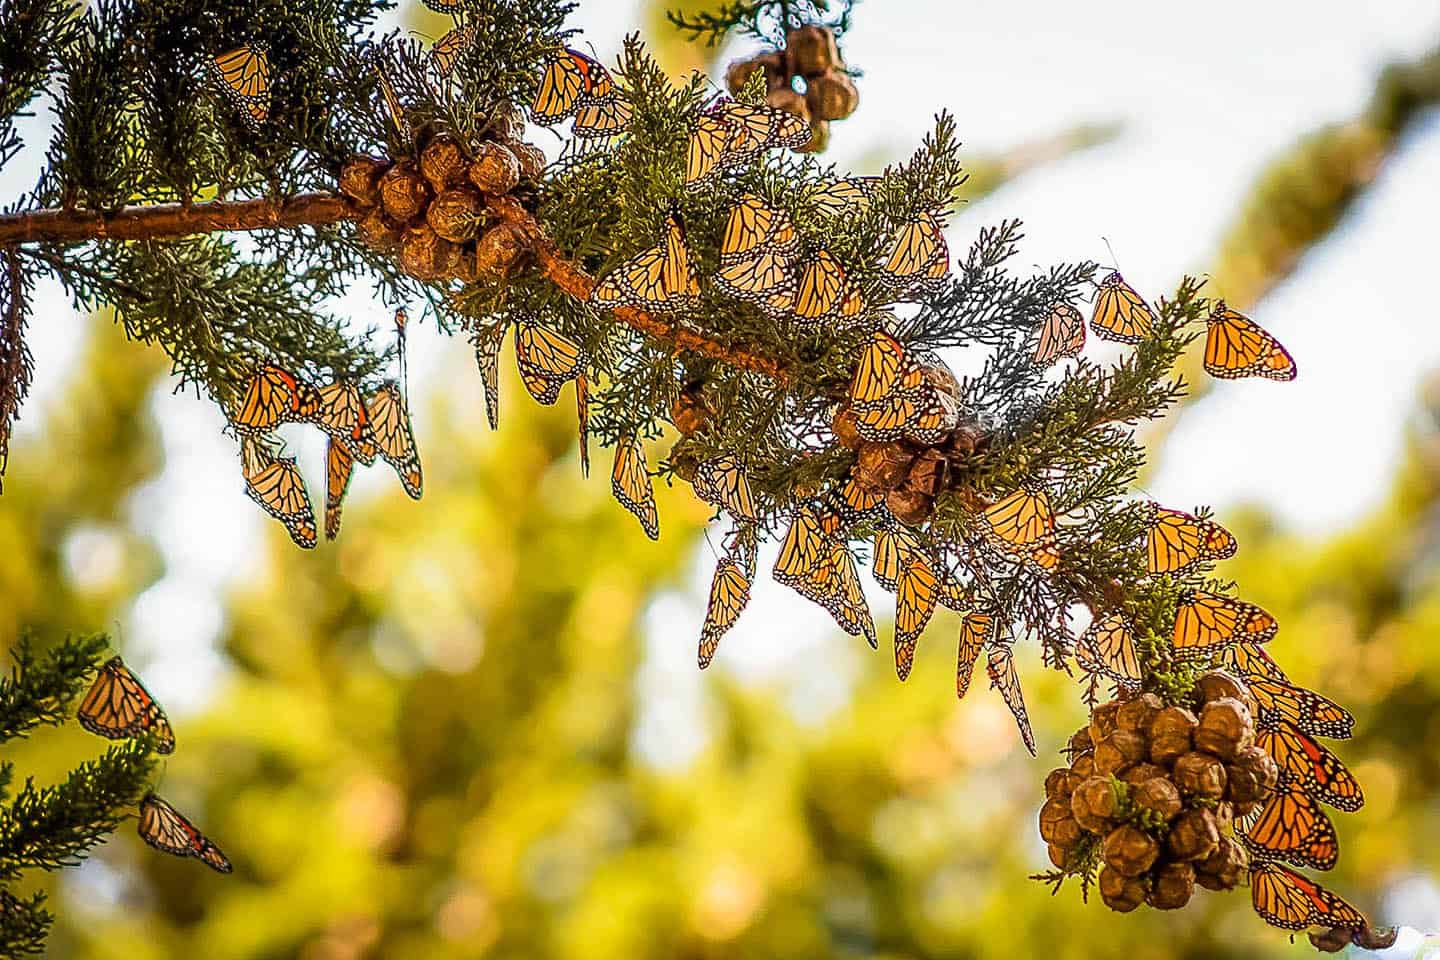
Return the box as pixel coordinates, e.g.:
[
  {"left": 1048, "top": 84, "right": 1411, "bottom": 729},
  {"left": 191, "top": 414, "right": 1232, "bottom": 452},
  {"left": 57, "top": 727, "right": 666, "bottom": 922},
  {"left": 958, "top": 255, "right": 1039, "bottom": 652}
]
[
  {"left": 426, "top": 187, "right": 486, "bottom": 243},
  {"left": 1225, "top": 745, "right": 1280, "bottom": 804},
  {"left": 1089, "top": 701, "right": 1122, "bottom": 747},
  {"left": 1116, "top": 693, "right": 1163, "bottom": 733},
  {"left": 1071, "top": 777, "right": 1121, "bottom": 833},
  {"left": 856, "top": 442, "right": 914, "bottom": 492},
  {"left": 786, "top": 24, "right": 843, "bottom": 77},
  {"left": 1099, "top": 865, "right": 1147, "bottom": 913},
  {"left": 356, "top": 207, "right": 404, "bottom": 254},
  {"left": 1167, "top": 807, "right": 1221, "bottom": 862},
  {"left": 469, "top": 142, "right": 521, "bottom": 196},
  {"left": 474, "top": 223, "right": 530, "bottom": 278},
  {"left": 1195, "top": 835, "right": 1247, "bottom": 891},
  {"left": 1048, "top": 843, "right": 1084, "bottom": 870},
  {"left": 1172, "top": 751, "right": 1228, "bottom": 799},
  {"left": 726, "top": 51, "right": 788, "bottom": 95},
  {"left": 1195, "top": 697, "right": 1255, "bottom": 760},
  {"left": 1094, "top": 730, "right": 1148, "bottom": 776},
  {"left": 339, "top": 155, "right": 387, "bottom": 207},
  {"left": 831, "top": 406, "right": 862, "bottom": 450},
  {"left": 1147, "top": 862, "right": 1195, "bottom": 910},
  {"left": 1068, "top": 728, "right": 1094, "bottom": 756},
  {"left": 796, "top": 119, "right": 828, "bottom": 154},
  {"left": 400, "top": 225, "right": 453, "bottom": 280},
  {"left": 1132, "top": 777, "right": 1183, "bottom": 822},
  {"left": 905, "top": 449, "right": 949, "bottom": 497},
  {"left": 1148, "top": 706, "right": 1198, "bottom": 765},
  {"left": 766, "top": 87, "right": 810, "bottom": 123},
  {"left": 1044, "top": 768, "right": 1079, "bottom": 801},
  {"left": 380, "top": 162, "right": 431, "bottom": 222},
  {"left": 1119, "top": 762, "right": 1167, "bottom": 786},
  {"left": 510, "top": 142, "right": 547, "bottom": 181},
  {"left": 487, "top": 101, "right": 526, "bottom": 142},
  {"left": 806, "top": 69, "right": 859, "bottom": 121},
  {"left": 886, "top": 486, "right": 933, "bottom": 525},
  {"left": 1196, "top": 670, "right": 1257, "bottom": 716},
  {"left": 1102, "top": 824, "right": 1158, "bottom": 878},
  {"left": 1070, "top": 751, "right": 1096, "bottom": 779},
  {"left": 419, "top": 136, "right": 468, "bottom": 193}
]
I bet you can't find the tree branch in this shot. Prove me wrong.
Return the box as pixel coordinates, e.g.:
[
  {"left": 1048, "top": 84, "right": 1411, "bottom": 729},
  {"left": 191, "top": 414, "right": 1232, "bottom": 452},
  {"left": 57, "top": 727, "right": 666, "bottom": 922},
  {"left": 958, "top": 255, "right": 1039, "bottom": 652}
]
[{"left": 0, "top": 194, "right": 791, "bottom": 383}]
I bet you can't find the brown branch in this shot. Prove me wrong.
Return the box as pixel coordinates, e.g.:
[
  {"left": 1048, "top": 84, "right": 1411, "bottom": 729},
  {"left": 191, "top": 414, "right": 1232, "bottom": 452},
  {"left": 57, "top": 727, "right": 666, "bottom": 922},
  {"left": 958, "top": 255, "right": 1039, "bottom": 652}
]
[{"left": 0, "top": 193, "right": 790, "bottom": 383}]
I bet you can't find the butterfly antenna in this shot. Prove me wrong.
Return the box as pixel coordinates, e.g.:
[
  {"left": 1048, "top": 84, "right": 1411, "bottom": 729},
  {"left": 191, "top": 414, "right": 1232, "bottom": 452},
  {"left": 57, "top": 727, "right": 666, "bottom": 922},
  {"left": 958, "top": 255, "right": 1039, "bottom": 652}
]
[{"left": 1101, "top": 237, "right": 1121, "bottom": 271}]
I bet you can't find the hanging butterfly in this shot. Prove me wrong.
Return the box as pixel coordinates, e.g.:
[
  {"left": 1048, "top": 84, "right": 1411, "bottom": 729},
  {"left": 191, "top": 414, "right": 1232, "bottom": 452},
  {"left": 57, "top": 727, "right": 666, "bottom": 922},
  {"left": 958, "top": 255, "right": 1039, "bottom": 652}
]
[
  {"left": 880, "top": 212, "right": 948, "bottom": 293},
  {"left": 240, "top": 439, "right": 317, "bottom": 549},
  {"left": 1145, "top": 503, "right": 1237, "bottom": 575},
  {"left": 137, "top": 793, "right": 232, "bottom": 874},
  {"left": 1204, "top": 300, "right": 1297, "bottom": 381},
  {"left": 230, "top": 364, "right": 320, "bottom": 436},
  {"left": 1227, "top": 640, "right": 1290, "bottom": 683},
  {"left": 573, "top": 94, "right": 633, "bottom": 139},
  {"left": 821, "top": 537, "right": 877, "bottom": 647},
  {"left": 774, "top": 509, "right": 875, "bottom": 647},
  {"left": 77, "top": 657, "right": 175, "bottom": 754},
  {"left": 809, "top": 177, "right": 880, "bottom": 218},
  {"left": 473, "top": 323, "right": 506, "bottom": 431},
  {"left": 684, "top": 112, "right": 731, "bottom": 185},
  {"left": 872, "top": 525, "right": 927, "bottom": 592},
  {"left": 692, "top": 456, "right": 758, "bottom": 521},
  {"left": 1249, "top": 676, "right": 1355, "bottom": 740},
  {"left": 713, "top": 99, "right": 812, "bottom": 165},
  {"left": 1090, "top": 270, "right": 1155, "bottom": 343},
  {"left": 365, "top": 382, "right": 422, "bottom": 500},
  {"left": 849, "top": 330, "right": 925, "bottom": 407},
  {"left": 323, "top": 437, "right": 355, "bottom": 541},
  {"left": 419, "top": 0, "right": 465, "bottom": 11},
  {"left": 980, "top": 486, "right": 1059, "bottom": 570},
  {"left": 894, "top": 553, "right": 941, "bottom": 681},
  {"left": 699, "top": 556, "right": 751, "bottom": 669},
  {"left": 312, "top": 380, "right": 373, "bottom": 460},
  {"left": 1238, "top": 781, "right": 1340, "bottom": 871},
  {"left": 825, "top": 475, "right": 885, "bottom": 528},
  {"left": 1249, "top": 860, "right": 1366, "bottom": 932},
  {"left": 575, "top": 372, "right": 590, "bottom": 478},
  {"left": 987, "top": 643, "right": 1036, "bottom": 755},
  {"left": 210, "top": 43, "right": 271, "bottom": 128},
  {"left": 591, "top": 212, "right": 700, "bottom": 314},
  {"left": 531, "top": 47, "right": 630, "bottom": 137},
  {"left": 1033, "top": 303, "right": 1086, "bottom": 365},
  {"left": 848, "top": 332, "right": 953, "bottom": 444},
  {"left": 1172, "top": 590, "right": 1277, "bottom": 652},
  {"left": 430, "top": 24, "right": 476, "bottom": 80},
  {"left": 371, "top": 62, "right": 410, "bottom": 141},
  {"left": 955, "top": 612, "right": 990, "bottom": 699},
  {"left": 612, "top": 435, "right": 658, "bottom": 539},
  {"left": 1074, "top": 613, "right": 1142, "bottom": 683},
  {"left": 713, "top": 194, "right": 800, "bottom": 307},
  {"left": 787, "top": 249, "right": 866, "bottom": 327},
  {"left": 514, "top": 321, "right": 585, "bottom": 405},
  {"left": 1257, "top": 719, "right": 1364, "bottom": 812}
]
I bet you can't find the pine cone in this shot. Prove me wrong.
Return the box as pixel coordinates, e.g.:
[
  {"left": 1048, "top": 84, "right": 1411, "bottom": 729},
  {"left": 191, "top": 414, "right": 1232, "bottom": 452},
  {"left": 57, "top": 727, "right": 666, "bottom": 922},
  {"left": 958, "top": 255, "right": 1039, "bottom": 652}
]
[
  {"left": 1102, "top": 824, "right": 1158, "bottom": 878},
  {"left": 1119, "top": 762, "right": 1167, "bottom": 786},
  {"left": 1194, "top": 697, "right": 1254, "bottom": 760},
  {"left": 1195, "top": 836, "right": 1247, "bottom": 891},
  {"left": 380, "top": 162, "right": 431, "bottom": 222},
  {"left": 806, "top": 69, "right": 859, "bottom": 121},
  {"left": 426, "top": 186, "right": 487, "bottom": 243},
  {"left": 786, "top": 24, "right": 842, "bottom": 77},
  {"left": 1038, "top": 798, "right": 1083, "bottom": 848},
  {"left": 766, "top": 87, "right": 810, "bottom": 123},
  {"left": 469, "top": 142, "right": 521, "bottom": 196},
  {"left": 1132, "top": 776, "right": 1182, "bottom": 822},
  {"left": 1099, "top": 865, "right": 1147, "bottom": 913},
  {"left": 1068, "top": 728, "right": 1094, "bottom": 756},
  {"left": 945, "top": 419, "right": 990, "bottom": 459},
  {"left": 339, "top": 154, "right": 387, "bottom": 207},
  {"left": 419, "top": 136, "right": 468, "bottom": 193},
  {"left": 1167, "top": 807, "right": 1221, "bottom": 862},
  {"left": 671, "top": 388, "right": 711, "bottom": 436},
  {"left": 1146, "top": 862, "right": 1195, "bottom": 910},
  {"left": 1089, "top": 700, "right": 1122, "bottom": 746},
  {"left": 356, "top": 207, "right": 404, "bottom": 254},
  {"left": 474, "top": 222, "right": 530, "bottom": 278},
  {"left": 1196, "top": 670, "right": 1257, "bottom": 716},
  {"left": 1172, "top": 751, "right": 1227, "bottom": 799},
  {"left": 1044, "top": 768, "right": 1079, "bottom": 801},
  {"left": 1093, "top": 730, "right": 1148, "bottom": 776},
  {"left": 1048, "top": 843, "right": 1084, "bottom": 870},
  {"left": 1070, "top": 751, "right": 1096, "bottom": 779},
  {"left": 886, "top": 486, "right": 933, "bottom": 525},
  {"left": 510, "top": 142, "right": 547, "bottom": 181},
  {"left": 726, "top": 51, "right": 788, "bottom": 95},
  {"left": 1225, "top": 745, "right": 1279, "bottom": 804},
  {"left": 1071, "top": 776, "right": 1121, "bottom": 833},
  {"left": 831, "top": 405, "right": 862, "bottom": 450},
  {"left": 856, "top": 442, "right": 914, "bottom": 491},
  {"left": 488, "top": 101, "right": 526, "bottom": 142},
  {"left": 905, "top": 448, "right": 948, "bottom": 497},
  {"left": 400, "top": 225, "right": 454, "bottom": 280},
  {"left": 1148, "top": 705, "right": 1197, "bottom": 765},
  {"left": 1116, "top": 693, "right": 1163, "bottom": 733}
]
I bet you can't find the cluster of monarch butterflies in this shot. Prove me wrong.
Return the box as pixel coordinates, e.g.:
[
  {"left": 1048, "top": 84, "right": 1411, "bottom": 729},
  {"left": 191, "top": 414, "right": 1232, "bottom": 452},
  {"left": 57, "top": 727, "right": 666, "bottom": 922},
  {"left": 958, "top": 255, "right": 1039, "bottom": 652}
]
[
  {"left": 1034, "top": 272, "right": 1297, "bottom": 382},
  {"left": 229, "top": 312, "right": 421, "bottom": 548},
  {"left": 531, "top": 46, "right": 633, "bottom": 139},
  {"left": 77, "top": 657, "right": 231, "bottom": 873}
]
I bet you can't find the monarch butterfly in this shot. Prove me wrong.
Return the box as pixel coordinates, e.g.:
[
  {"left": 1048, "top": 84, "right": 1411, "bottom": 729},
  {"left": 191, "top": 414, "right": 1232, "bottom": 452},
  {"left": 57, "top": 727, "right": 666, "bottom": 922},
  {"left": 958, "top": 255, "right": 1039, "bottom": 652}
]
[
  {"left": 789, "top": 250, "right": 866, "bottom": 327},
  {"left": 231, "top": 364, "right": 320, "bottom": 435},
  {"left": 1172, "top": 590, "right": 1277, "bottom": 651},
  {"left": 849, "top": 330, "right": 924, "bottom": 406},
  {"left": 1074, "top": 613, "right": 1142, "bottom": 683},
  {"left": 1204, "top": 300, "right": 1297, "bottom": 381},
  {"left": 894, "top": 554, "right": 941, "bottom": 680},
  {"left": 241, "top": 440, "right": 317, "bottom": 549},
  {"left": 138, "top": 793, "right": 232, "bottom": 874},
  {"left": 1238, "top": 782, "right": 1340, "bottom": 871},
  {"left": 474, "top": 323, "right": 505, "bottom": 431},
  {"left": 692, "top": 456, "right": 758, "bottom": 521},
  {"left": 515, "top": 321, "right": 585, "bottom": 405},
  {"left": 684, "top": 112, "right": 731, "bottom": 185},
  {"left": 880, "top": 212, "right": 948, "bottom": 292},
  {"left": 210, "top": 44, "right": 271, "bottom": 128},
  {"left": 365, "top": 383, "right": 422, "bottom": 500},
  {"left": 1257, "top": 719, "right": 1364, "bottom": 812},
  {"left": 1145, "top": 503, "right": 1238, "bottom": 575},
  {"left": 715, "top": 100, "right": 811, "bottom": 163},
  {"left": 699, "top": 556, "right": 751, "bottom": 669},
  {"left": 531, "top": 47, "right": 614, "bottom": 124},
  {"left": 573, "top": 94, "right": 633, "bottom": 138},
  {"left": 1228, "top": 640, "right": 1290, "bottom": 683},
  {"left": 809, "top": 176, "right": 880, "bottom": 218},
  {"left": 77, "top": 657, "right": 175, "bottom": 754},
  {"left": 1250, "top": 861, "right": 1366, "bottom": 932},
  {"left": 612, "top": 436, "right": 658, "bottom": 539},
  {"left": 822, "top": 537, "right": 877, "bottom": 647},
  {"left": 956, "top": 612, "right": 990, "bottom": 699},
  {"left": 372, "top": 63, "right": 410, "bottom": 140},
  {"left": 873, "top": 525, "right": 926, "bottom": 591},
  {"left": 903, "top": 390, "right": 961, "bottom": 446},
  {"left": 1033, "top": 303, "right": 1086, "bottom": 365},
  {"left": 987, "top": 644, "right": 1036, "bottom": 755},
  {"left": 725, "top": 520, "right": 759, "bottom": 579},
  {"left": 829, "top": 475, "right": 884, "bottom": 526},
  {"left": 1090, "top": 271, "right": 1155, "bottom": 343},
  {"left": 312, "top": 380, "right": 372, "bottom": 455},
  {"left": 773, "top": 506, "right": 829, "bottom": 590},
  {"left": 775, "top": 510, "right": 876, "bottom": 646},
  {"left": 591, "top": 213, "right": 700, "bottom": 314},
  {"left": 575, "top": 373, "right": 590, "bottom": 479},
  {"left": 714, "top": 194, "right": 799, "bottom": 305},
  {"left": 420, "top": 0, "right": 465, "bottom": 11},
  {"left": 323, "top": 437, "right": 355, "bottom": 541},
  {"left": 430, "top": 24, "right": 475, "bottom": 80},
  {"left": 1249, "top": 677, "right": 1355, "bottom": 740},
  {"left": 981, "top": 487, "right": 1057, "bottom": 560}
]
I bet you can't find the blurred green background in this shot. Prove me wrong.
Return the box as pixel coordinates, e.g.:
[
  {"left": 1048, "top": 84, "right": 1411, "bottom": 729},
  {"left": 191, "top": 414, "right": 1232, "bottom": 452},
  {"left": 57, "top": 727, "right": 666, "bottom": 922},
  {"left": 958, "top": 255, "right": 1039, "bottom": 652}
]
[{"left": 6, "top": 2, "right": 1440, "bottom": 957}]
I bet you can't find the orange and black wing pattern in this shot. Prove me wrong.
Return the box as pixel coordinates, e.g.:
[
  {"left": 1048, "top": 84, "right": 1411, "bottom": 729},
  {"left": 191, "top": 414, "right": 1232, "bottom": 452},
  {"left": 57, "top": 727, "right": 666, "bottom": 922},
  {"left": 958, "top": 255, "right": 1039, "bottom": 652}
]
[
  {"left": 1257, "top": 719, "right": 1363, "bottom": 812},
  {"left": 1172, "top": 590, "right": 1277, "bottom": 652},
  {"left": 1238, "top": 781, "right": 1340, "bottom": 871},
  {"left": 1145, "top": 503, "right": 1238, "bottom": 575},
  {"left": 77, "top": 657, "right": 175, "bottom": 754},
  {"left": 138, "top": 793, "right": 232, "bottom": 874},
  {"left": 1250, "top": 861, "right": 1365, "bottom": 932},
  {"left": 1204, "top": 301, "right": 1296, "bottom": 381}
]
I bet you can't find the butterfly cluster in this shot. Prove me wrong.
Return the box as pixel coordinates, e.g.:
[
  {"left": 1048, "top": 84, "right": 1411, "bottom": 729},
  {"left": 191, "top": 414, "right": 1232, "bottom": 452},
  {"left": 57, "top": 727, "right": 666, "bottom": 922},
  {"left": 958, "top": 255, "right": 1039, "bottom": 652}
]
[
  {"left": 228, "top": 312, "right": 421, "bottom": 548},
  {"left": 76, "top": 657, "right": 231, "bottom": 874}
]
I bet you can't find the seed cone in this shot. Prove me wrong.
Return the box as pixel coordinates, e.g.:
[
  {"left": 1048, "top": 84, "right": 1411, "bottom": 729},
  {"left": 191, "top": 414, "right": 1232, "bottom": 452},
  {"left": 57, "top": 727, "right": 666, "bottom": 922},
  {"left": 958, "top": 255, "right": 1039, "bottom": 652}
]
[
  {"left": 469, "top": 142, "right": 521, "bottom": 196},
  {"left": 340, "top": 154, "right": 387, "bottom": 207},
  {"left": 380, "top": 162, "right": 431, "bottom": 222},
  {"left": 806, "top": 70, "right": 859, "bottom": 121},
  {"left": 420, "top": 136, "right": 468, "bottom": 193},
  {"left": 786, "top": 24, "right": 842, "bottom": 77}
]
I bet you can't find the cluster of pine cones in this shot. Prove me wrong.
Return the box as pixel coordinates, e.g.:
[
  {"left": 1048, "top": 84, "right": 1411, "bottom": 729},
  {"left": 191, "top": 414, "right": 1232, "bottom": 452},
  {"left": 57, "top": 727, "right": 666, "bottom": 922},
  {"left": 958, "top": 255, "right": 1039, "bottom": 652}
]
[
  {"left": 1040, "top": 672, "right": 1278, "bottom": 912},
  {"left": 339, "top": 105, "right": 544, "bottom": 283},
  {"left": 725, "top": 25, "right": 859, "bottom": 154}
]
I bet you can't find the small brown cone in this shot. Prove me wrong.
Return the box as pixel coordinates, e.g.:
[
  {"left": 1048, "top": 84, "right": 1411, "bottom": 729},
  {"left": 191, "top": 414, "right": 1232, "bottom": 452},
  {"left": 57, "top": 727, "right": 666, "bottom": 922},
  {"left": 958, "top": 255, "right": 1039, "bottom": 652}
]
[
  {"left": 1102, "top": 824, "right": 1159, "bottom": 878},
  {"left": 380, "top": 162, "right": 431, "bottom": 222},
  {"left": 1225, "top": 745, "right": 1279, "bottom": 804},
  {"left": 488, "top": 101, "right": 526, "bottom": 142},
  {"left": 1119, "top": 762, "right": 1167, "bottom": 786},
  {"left": 1038, "top": 797, "right": 1074, "bottom": 843},
  {"left": 905, "top": 449, "right": 949, "bottom": 497},
  {"left": 419, "top": 136, "right": 468, "bottom": 193},
  {"left": 1089, "top": 701, "right": 1122, "bottom": 747},
  {"left": 1068, "top": 728, "right": 1094, "bottom": 756},
  {"left": 1093, "top": 730, "right": 1148, "bottom": 776},
  {"left": 356, "top": 207, "right": 404, "bottom": 254},
  {"left": 855, "top": 442, "right": 914, "bottom": 491},
  {"left": 786, "top": 24, "right": 842, "bottom": 77},
  {"left": 400, "top": 225, "right": 453, "bottom": 280},
  {"left": 468, "top": 141, "right": 521, "bottom": 196},
  {"left": 1166, "top": 807, "right": 1221, "bottom": 862},
  {"left": 831, "top": 406, "right": 862, "bottom": 450},
  {"left": 1070, "top": 777, "right": 1121, "bottom": 833},
  {"left": 1195, "top": 836, "right": 1246, "bottom": 891},
  {"left": 1148, "top": 705, "right": 1197, "bottom": 765},
  {"left": 725, "top": 51, "right": 787, "bottom": 95},
  {"left": 886, "top": 486, "right": 933, "bottom": 525},
  {"left": 796, "top": 119, "right": 829, "bottom": 154},
  {"left": 1099, "top": 865, "right": 1147, "bottom": 913},
  {"left": 1044, "top": 768, "right": 1079, "bottom": 801},
  {"left": 1132, "top": 777, "right": 1183, "bottom": 823},
  {"left": 339, "top": 155, "right": 387, "bottom": 207},
  {"left": 1195, "top": 697, "right": 1254, "bottom": 760},
  {"left": 1172, "top": 751, "right": 1227, "bottom": 799},
  {"left": 511, "top": 142, "right": 547, "bottom": 181},
  {"left": 1116, "top": 693, "right": 1163, "bottom": 733},
  {"left": 766, "top": 87, "right": 810, "bottom": 123},
  {"left": 426, "top": 187, "right": 487, "bottom": 243},
  {"left": 1070, "top": 752, "right": 1096, "bottom": 779},
  {"left": 1196, "top": 670, "right": 1257, "bottom": 715},
  {"left": 474, "top": 223, "right": 530, "bottom": 279},
  {"left": 1146, "top": 862, "right": 1195, "bottom": 910},
  {"left": 806, "top": 69, "right": 859, "bottom": 121}
]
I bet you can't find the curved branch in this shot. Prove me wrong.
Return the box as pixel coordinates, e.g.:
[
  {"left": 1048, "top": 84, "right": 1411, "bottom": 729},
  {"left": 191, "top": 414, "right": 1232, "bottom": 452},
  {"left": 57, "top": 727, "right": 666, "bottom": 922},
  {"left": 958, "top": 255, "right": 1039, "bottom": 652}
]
[{"left": 0, "top": 193, "right": 790, "bottom": 383}]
